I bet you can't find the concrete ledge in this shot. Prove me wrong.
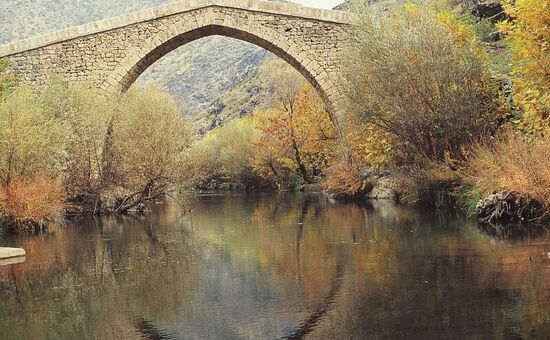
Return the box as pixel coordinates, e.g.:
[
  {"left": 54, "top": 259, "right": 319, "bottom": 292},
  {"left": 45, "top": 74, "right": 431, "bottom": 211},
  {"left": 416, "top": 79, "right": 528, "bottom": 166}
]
[
  {"left": 0, "top": 0, "right": 353, "bottom": 58},
  {"left": 0, "top": 247, "right": 26, "bottom": 259}
]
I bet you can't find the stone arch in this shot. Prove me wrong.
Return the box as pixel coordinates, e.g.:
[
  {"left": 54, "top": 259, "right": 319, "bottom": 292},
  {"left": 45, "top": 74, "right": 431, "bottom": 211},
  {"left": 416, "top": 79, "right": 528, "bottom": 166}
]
[{"left": 100, "top": 15, "right": 341, "bottom": 127}]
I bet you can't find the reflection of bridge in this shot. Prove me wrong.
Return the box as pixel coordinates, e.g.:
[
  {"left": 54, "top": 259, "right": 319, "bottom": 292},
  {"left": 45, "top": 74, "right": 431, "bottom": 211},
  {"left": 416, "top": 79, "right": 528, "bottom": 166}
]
[{"left": 0, "top": 0, "right": 352, "bottom": 123}]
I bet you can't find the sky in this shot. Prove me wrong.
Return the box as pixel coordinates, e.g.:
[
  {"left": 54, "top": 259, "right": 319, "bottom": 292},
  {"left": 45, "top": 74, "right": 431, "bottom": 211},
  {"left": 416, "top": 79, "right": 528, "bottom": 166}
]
[{"left": 293, "top": 0, "right": 344, "bottom": 9}]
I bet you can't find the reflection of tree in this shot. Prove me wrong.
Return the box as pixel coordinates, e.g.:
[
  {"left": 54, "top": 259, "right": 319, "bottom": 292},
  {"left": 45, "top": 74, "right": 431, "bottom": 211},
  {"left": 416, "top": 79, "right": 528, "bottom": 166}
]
[
  {"left": 134, "top": 316, "right": 175, "bottom": 340},
  {"left": 281, "top": 264, "right": 345, "bottom": 340},
  {"left": 0, "top": 194, "right": 549, "bottom": 339}
]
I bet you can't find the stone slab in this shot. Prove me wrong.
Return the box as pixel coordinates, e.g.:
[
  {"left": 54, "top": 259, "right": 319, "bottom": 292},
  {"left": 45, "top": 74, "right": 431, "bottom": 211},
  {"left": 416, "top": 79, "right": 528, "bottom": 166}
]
[
  {"left": 0, "top": 256, "right": 26, "bottom": 267},
  {"left": 0, "top": 247, "right": 26, "bottom": 259}
]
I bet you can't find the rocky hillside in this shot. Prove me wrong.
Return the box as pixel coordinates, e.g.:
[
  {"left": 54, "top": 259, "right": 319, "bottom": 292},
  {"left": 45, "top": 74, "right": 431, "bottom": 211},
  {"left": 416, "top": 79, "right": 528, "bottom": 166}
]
[{"left": 0, "top": 0, "right": 301, "bottom": 132}]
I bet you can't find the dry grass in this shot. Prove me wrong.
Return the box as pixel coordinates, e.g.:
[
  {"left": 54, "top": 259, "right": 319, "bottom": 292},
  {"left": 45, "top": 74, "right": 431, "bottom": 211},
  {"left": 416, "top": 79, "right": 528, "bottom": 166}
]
[
  {"left": 0, "top": 174, "right": 65, "bottom": 222},
  {"left": 460, "top": 129, "right": 550, "bottom": 208}
]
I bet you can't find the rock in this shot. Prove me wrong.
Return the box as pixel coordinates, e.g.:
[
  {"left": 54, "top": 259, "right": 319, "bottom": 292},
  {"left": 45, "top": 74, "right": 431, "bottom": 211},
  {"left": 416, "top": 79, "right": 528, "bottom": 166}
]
[
  {"left": 470, "top": 1, "right": 507, "bottom": 23},
  {"left": 364, "top": 177, "right": 396, "bottom": 200},
  {"left": 0, "top": 256, "right": 26, "bottom": 267},
  {"left": 0, "top": 247, "right": 26, "bottom": 259},
  {"left": 476, "top": 191, "right": 545, "bottom": 225}
]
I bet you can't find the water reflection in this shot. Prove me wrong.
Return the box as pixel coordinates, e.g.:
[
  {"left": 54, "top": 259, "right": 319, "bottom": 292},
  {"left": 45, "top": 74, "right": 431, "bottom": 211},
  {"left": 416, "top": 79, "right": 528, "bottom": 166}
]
[{"left": 1, "top": 192, "right": 549, "bottom": 339}]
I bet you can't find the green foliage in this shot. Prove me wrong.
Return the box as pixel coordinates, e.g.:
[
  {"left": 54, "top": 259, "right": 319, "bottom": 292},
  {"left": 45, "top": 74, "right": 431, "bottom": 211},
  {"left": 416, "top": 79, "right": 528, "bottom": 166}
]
[
  {"left": 0, "top": 82, "right": 194, "bottom": 223},
  {"left": 185, "top": 117, "right": 258, "bottom": 189},
  {"left": 113, "top": 86, "right": 192, "bottom": 194},
  {"left": 473, "top": 18, "right": 498, "bottom": 42},
  {"left": 0, "top": 86, "right": 66, "bottom": 186},
  {"left": 0, "top": 59, "right": 17, "bottom": 100}
]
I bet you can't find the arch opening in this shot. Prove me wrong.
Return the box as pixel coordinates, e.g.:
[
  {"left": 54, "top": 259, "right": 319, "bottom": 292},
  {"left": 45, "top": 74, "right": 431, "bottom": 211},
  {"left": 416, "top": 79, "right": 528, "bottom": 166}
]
[{"left": 105, "top": 24, "right": 338, "bottom": 125}]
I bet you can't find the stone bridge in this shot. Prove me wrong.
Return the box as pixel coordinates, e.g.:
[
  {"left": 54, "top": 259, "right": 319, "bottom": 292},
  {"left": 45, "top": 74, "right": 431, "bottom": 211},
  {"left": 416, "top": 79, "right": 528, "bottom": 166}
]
[{"left": 0, "top": 0, "right": 353, "bottom": 122}]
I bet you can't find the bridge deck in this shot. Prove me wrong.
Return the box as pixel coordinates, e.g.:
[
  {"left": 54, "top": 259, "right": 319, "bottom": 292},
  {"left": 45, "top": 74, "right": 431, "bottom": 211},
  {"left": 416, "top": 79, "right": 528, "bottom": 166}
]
[{"left": 0, "top": 0, "right": 352, "bottom": 58}]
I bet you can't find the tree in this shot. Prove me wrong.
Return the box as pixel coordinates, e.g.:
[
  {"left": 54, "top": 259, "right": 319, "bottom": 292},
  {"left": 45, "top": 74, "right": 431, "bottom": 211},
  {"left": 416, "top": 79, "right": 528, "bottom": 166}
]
[
  {"left": 346, "top": 3, "right": 499, "bottom": 162},
  {"left": 110, "top": 86, "right": 192, "bottom": 212},
  {"left": 0, "top": 86, "right": 65, "bottom": 186},
  {"left": 36, "top": 82, "right": 112, "bottom": 201},
  {"left": 184, "top": 116, "right": 258, "bottom": 189},
  {"left": 251, "top": 85, "right": 337, "bottom": 186},
  {"left": 499, "top": 0, "right": 550, "bottom": 133},
  {"left": 0, "top": 86, "right": 66, "bottom": 227}
]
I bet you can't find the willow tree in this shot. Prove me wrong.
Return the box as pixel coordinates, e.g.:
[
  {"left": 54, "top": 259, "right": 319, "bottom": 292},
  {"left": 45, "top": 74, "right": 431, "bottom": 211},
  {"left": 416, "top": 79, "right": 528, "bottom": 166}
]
[{"left": 110, "top": 86, "right": 192, "bottom": 212}]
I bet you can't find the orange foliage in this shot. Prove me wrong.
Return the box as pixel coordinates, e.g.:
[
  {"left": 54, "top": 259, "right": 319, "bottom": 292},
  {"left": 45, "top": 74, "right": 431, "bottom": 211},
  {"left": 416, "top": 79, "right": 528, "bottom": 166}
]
[
  {"left": 0, "top": 174, "right": 65, "bottom": 221},
  {"left": 251, "top": 85, "right": 337, "bottom": 184},
  {"left": 322, "top": 161, "right": 371, "bottom": 197}
]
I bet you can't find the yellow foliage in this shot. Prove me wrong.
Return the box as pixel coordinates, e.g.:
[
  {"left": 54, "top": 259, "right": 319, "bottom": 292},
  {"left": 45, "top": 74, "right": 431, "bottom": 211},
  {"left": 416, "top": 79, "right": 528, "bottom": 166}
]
[
  {"left": 113, "top": 86, "right": 192, "bottom": 191},
  {"left": 185, "top": 116, "right": 256, "bottom": 185},
  {"left": 436, "top": 10, "right": 476, "bottom": 47},
  {"left": 345, "top": 121, "right": 393, "bottom": 167},
  {"left": 348, "top": 2, "right": 498, "bottom": 162},
  {"left": 499, "top": 0, "right": 550, "bottom": 133},
  {"left": 251, "top": 85, "right": 337, "bottom": 184},
  {"left": 0, "top": 86, "right": 66, "bottom": 186}
]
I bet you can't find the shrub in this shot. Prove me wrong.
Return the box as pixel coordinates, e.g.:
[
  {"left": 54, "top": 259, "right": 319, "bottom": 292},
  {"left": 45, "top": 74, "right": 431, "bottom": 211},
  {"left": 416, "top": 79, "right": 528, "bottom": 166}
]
[
  {"left": 185, "top": 116, "right": 258, "bottom": 189},
  {"left": 0, "top": 174, "right": 65, "bottom": 222},
  {"left": 108, "top": 86, "right": 193, "bottom": 211},
  {"left": 322, "top": 161, "right": 372, "bottom": 198},
  {"left": 460, "top": 129, "right": 550, "bottom": 215},
  {"left": 346, "top": 2, "right": 500, "bottom": 162},
  {"left": 36, "top": 82, "right": 112, "bottom": 198}
]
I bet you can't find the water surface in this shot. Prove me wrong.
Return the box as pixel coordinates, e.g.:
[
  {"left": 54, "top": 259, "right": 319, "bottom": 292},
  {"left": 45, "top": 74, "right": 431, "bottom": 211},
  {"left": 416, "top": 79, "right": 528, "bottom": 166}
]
[{"left": 1, "top": 192, "right": 549, "bottom": 339}]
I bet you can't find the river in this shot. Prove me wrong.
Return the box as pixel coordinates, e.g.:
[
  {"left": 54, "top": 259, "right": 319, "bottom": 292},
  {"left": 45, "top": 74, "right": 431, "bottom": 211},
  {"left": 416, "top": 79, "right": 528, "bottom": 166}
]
[{"left": 1, "top": 192, "right": 549, "bottom": 339}]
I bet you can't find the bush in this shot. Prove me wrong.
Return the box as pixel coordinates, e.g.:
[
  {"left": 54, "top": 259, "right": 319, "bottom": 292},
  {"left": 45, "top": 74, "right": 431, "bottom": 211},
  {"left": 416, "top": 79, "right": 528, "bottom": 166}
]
[
  {"left": 346, "top": 2, "right": 500, "bottom": 162},
  {"left": 322, "top": 161, "right": 373, "bottom": 198},
  {"left": 460, "top": 129, "right": 550, "bottom": 216},
  {"left": 0, "top": 174, "right": 65, "bottom": 229},
  {"left": 185, "top": 116, "right": 260, "bottom": 189},
  {"left": 35, "top": 82, "right": 111, "bottom": 198}
]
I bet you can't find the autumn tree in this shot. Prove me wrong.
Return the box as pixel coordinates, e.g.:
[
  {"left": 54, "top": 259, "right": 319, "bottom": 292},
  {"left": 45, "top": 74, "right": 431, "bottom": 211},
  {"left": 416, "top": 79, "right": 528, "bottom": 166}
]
[
  {"left": 251, "top": 81, "right": 337, "bottom": 187},
  {"left": 110, "top": 86, "right": 192, "bottom": 212},
  {"left": 0, "top": 87, "right": 65, "bottom": 186},
  {"left": 499, "top": 0, "right": 550, "bottom": 133},
  {"left": 346, "top": 3, "right": 499, "bottom": 162},
  {"left": 0, "top": 86, "right": 66, "bottom": 227},
  {"left": 35, "top": 82, "right": 112, "bottom": 206}
]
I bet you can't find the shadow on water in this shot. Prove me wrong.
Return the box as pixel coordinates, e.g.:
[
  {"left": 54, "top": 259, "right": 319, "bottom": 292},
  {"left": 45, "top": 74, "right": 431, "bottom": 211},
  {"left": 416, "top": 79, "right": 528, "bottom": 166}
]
[
  {"left": 281, "top": 264, "right": 345, "bottom": 340},
  {"left": 134, "top": 316, "right": 175, "bottom": 340}
]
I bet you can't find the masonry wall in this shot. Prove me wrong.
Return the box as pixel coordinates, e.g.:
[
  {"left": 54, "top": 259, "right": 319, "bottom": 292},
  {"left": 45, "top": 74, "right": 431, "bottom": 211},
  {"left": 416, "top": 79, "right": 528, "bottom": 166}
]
[{"left": 0, "top": 1, "right": 352, "bottom": 120}]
